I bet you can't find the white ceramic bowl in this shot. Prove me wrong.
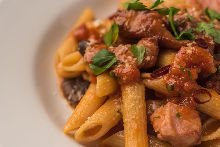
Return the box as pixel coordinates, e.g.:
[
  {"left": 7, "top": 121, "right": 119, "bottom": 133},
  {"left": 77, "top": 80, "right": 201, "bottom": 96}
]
[{"left": 0, "top": 0, "right": 117, "bottom": 146}]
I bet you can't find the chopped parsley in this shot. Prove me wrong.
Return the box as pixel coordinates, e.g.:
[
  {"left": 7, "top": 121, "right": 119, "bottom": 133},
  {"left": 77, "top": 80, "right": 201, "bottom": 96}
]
[
  {"left": 89, "top": 49, "right": 117, "bottom": 75},
  {"left": 176, "top": 113, "right": 181, "bottom": 118},
  {"left": 169, "top": 7, "right": 180, "bottom": 37},
  {"left": 166, "top": 83, "right": 174, "bottom": 92},
  {"left": 205, "top": 8, "right": 220, "bottom": 21},
  {"left": 149, "top": 0, "right": 164, "bottom": 9},
  {"left": 179, "top": 65, "right": 192, "bottom": 80},
  {"left": 122, "top": 0, "right": 169, "bottom": 15},
  {"left": 184, "top": 8, "right": 194, "bottom": 22},
  {"left": 109, "top": 71, "right": 116, "bottom": 77},
  {"left": 131, "top": 45, "right": 146, "bottom": 64},
  {"left": 196, "top": 22, "right": 220, "bottom": 44},
  {"left": 153, "top": 8, "right": 170, "bottom": 15},
  {"left": 122, "top": 0, "right": 148, "bottom": 10},
  {"left": 176, "top": 28, "right": 195, "bottom": 40},
  {"left": 169, "top": 7, "right": 194, "bottom": 40},
  {"left": 154, "top": 116, "right": 161, "bottom": 119},
  {"left": 104, "top": 22, "right": 119, "bottom": 46},
  {"left": 117, "top": 110, "right": 122, "bottom": 116}
]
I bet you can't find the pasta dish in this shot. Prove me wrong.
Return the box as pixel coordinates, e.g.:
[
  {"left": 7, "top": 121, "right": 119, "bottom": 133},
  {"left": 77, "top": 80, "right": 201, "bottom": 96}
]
[{"left": 54, "top": 0, "right": 220, "bottom": 146}]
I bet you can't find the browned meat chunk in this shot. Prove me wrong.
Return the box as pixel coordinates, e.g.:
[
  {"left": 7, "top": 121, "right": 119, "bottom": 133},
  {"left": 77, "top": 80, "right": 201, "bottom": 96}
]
[
  {"left": 165, "top": 46, "right": 216, "bottom": 95},
  {"left": 151, "top": 102, "right": 202, "bottom": 147},
  {"left": 109, "top": 45, "right": 140, "bottom": 83},
  {"left": 114, "top": 10, "right": 188, "bottom": 50},
  {"left": 84, "top": 44, "right": 140, "bottom": 83},
  {"left": 83, "top": 44, "right": 105, "bottom": 64},
  {"left": 137, "top": 38, "right": 159, "bottom": 69}
]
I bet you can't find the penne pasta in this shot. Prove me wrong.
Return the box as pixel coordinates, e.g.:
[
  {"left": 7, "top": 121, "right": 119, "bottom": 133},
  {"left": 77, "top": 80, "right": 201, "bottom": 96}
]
[
  {"left": 63, "top": 83, "right": 106, "bottom": 133},
  {"left": 101, "top": 131, "right": 171, "bottom": 147},
  {"left": 202, "top": 118, "right": 220, "bottom": 141},
  {"left": 59, "top": 58, "right": 86, "bottom": 72},
  {"left": 96, "top": 73, "right": 118, "bottom": 97},
  {"left": 57, "top": 36, "right": 78, "bottom": 61},
  {"left": 61, "top": 51, "right": 82, "bottom": 66},
  {"left": 72, "top": 8, "right": 94, "bottom": 30},
  {"left": 157, "top": 50, "right": 176, "bottom": 68},
  {"left": 74, "top": 93, "right": 121, "bottom": 142},
  {"left": 121, "top": 82, "right": 148, "bottom": 147},
  {"left": 198, "top": 89, "right": 220, "bottom": 119},
  {"left": 143, "top": 77, "right": 171, "bottom": 96}
]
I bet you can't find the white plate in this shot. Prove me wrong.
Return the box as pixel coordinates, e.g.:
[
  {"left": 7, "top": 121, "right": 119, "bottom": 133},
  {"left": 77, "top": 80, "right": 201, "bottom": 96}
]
[{"left": 0, "top": 0, "right": 118, "bottom": 146}]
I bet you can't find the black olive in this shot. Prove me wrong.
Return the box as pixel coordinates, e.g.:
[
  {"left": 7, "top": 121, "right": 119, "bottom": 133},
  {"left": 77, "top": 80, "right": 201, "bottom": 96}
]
[
  {"left": 78, "top": 40, "right": 89, "bottom": 56},
  {"left": 61, "top": 76, "right": 90, "bottom": 107}
]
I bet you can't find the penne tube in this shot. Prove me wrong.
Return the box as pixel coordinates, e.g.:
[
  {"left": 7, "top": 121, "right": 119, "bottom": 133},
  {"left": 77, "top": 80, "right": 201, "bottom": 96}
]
[
  {"left": 61, "top": 51, "right": 82, "bottom": 66},
  {"left": 96, "top": 72, "right": 118, "bottom": 97},
  {"left": 72, "top": 8, "right": 94, "bottom": 30},
  {"left": 157, "top": 50, "right": 176, "bottom": 68},
  {"left": 143, "top": 77, "right": 171, "bottom": 96},
  {"left": 74, "top": 93, "right": 122, "bottom": 142},
  {"left": 57, "top": 36, "right": 78, "bottom": 61},
  {"left": 121, "top": 82, "right": 148, "bottom": 147},
  {"left": 60, "top": 58, "right": 86, "bottom": 72},
  {"left": 63, "top": 83, "right": 106, "bottom": 133},
  {"left": 101, "top": 131, "right": 171, "bottom": 147},
  {"left": 202, "top": 118, "right": 220, "bottom": 141},
  {"left": 198, "top": 89, "right": 220, "bottom": 119}
]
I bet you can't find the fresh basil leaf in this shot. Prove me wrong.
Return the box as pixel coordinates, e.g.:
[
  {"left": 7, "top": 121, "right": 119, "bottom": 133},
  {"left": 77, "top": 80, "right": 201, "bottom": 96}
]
[
  {"left": 90, "top": 49, "right": 117, "bottom": 75},
  {"left": 92, "top": 49, "right": 115, "bottom": 66},
  {"left": 169, "top": 7, "right": 180, "bottom": 37},
  {"left": 166, "top": 83, "right": 174, "bottom": 92},
  {"left": 122, "top": 0, "right": 148, "bottom": 10},
  {"left": 149, "top": 0, "right": 164, "bottom": 9},
  {"left": 205, "top": 8, "right": 220, "bottom": 21},
  {"left": 153, "top": 8, "right": 170, "bottom": 15},
  {"left": 196, "top": 22, "right": 220, "bottom": 44},
  {"left": 89, "top": 64, "right": 106, "bottom": 75},
  {"left": 176, "top": 28, "right": 195, "bottom": 40},
  {"left": 104, "top": 22, "right": 119, "bottom": 46},
  {"left": 131, "top": 45, "right": 146, "bottom": 64}
]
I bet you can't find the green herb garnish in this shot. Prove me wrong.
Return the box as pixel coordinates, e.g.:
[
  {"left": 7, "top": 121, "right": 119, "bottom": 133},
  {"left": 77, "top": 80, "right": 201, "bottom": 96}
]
[
  {"left": 218, "top": 65, "right": 220, "bottom": 72},
  {"left": 149, "top": 0, "right": 164, "bottom": 9},
  {"left": 153, "top": 8, "right": 170, "bottom": 15},
  {"left": 131, "top": 45, "right": 146, "bottom": 64},
  {"left": 122, "top": 0, "right": 148, "bottom": 10},
  {"left": 169, "top": 7, "right": 180, "bottom": 37},
  {"left": 179, "top": 65, "right": 192, "bottom": 80},
  {"left": 166, "top": 83, "right": 174, "bottom": 92},
  {"left": 154, "top": 116, "right": 161, "bottom": 119},
  {"left": 110, "top": 71, "right": 116, "bottom": 77},
  {"left": 104, "top": 22, "right": 119, "bottom": 46},
  {"left": 176, "top": 28, "right": 195, "bottom": 40},
  {"left": 122, "top": 0, "right": 169, "bottom": 15},
  {"left": 184, "top": 8, "right": 193, "bottom": 22},
  {"left": 117, "top": 110, "right": 122, "bottom": 116},
  {"left": 205, "top": 8, "right": 220, "bottom": 21},
  {"left": 196, "top": 22, "right": 220, "bottom": 44},
  {"left": 89, "top": 49, "right": 117, "bottom": 75},
  {"left": 176, "top": 113, "right": 181, "bottom": 118}
]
